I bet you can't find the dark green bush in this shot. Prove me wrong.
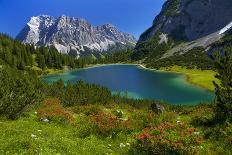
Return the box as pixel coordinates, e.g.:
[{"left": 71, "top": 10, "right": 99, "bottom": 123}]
[{"left": 0, "top": 66, "right": 39, "bottom": 119}]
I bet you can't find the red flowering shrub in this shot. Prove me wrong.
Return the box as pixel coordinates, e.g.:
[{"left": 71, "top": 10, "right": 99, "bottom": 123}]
[
  {"left": 132, "top": 122, "right": 204, "bottom": 154},
  {"left": 37, "top": 98, "right": 74, "bottom": 124},
  {"left": 71, "top": 105, "right": 101, "bottom": 116},
  {"left": 90, "top": 111, "right": 132, "bottom": 136}
]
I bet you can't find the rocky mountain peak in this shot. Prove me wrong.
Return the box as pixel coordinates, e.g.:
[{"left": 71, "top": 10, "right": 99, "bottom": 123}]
[
  {"left": 16, "top": 15, "right": 137, "bottom": 57},
  {"left": 102, "top": 23, "right": 117, "bottom": 29}
]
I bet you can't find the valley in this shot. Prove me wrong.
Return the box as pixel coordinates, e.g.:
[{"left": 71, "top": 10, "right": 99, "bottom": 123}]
[{"left": 0, "top": 0, "right": 232, "bottom": 154}]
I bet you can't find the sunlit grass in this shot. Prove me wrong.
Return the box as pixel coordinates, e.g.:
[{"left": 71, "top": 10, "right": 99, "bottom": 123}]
[
  {"left": 0, "top": 102, "right": 231, "bottom": 154},
  {"left": 161, "top": 66, "right": 219, "bottom": 91}
]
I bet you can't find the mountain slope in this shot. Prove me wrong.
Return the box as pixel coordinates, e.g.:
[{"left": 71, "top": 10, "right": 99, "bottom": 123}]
[
  {"left": 16, "top": 15, "right": 137, "bottom": 57},
  {"left": 133, "top": 0, "right": 232, "bottom": 67},
  {"left": 139, "top": 0, "right": 232, "bottom": 42}
]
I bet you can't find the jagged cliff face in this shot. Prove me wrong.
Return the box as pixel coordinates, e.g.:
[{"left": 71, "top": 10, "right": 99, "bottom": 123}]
[
  {"left": 139, "top": 0, "right": 232, "bottom": 42},
  {"left": 16, "top": 15, "right": 137, "bottom": 57},
  {"left": 132, "top": 0, "right": 232, "bottom": 61}
]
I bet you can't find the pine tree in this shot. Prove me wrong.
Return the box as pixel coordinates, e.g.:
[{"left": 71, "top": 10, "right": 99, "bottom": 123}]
[
  {"left": 38, "top": 54, "right": 46, "bottom": 69},
  {"left": 214, "top": 46, "right": 232, "bottom": 121},
  {"left": 0, "top": 66, "right": 38, "bottom": 119},
  {"left": 18, "top": 59, "right": 25, "bottom": 70}
]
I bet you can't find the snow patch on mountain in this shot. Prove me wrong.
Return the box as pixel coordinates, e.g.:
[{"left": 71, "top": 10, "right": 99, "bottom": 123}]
[
  {"left": 219, "top": 21, "right": 232, "bottom": 35},
  {"left": 27, "top": 17, "right": 40, "bottom": 29}
]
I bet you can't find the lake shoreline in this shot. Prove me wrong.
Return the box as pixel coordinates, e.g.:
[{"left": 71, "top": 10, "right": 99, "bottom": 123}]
[
  {"left": 85, "top": 63, "right": 214, "bottom": 92},
  {"left": 84, "top": 63, "right": 132, "bottom": 69},
  {"left": 44, "top": 63, "right": 215, "bottom": 92},
  {"left": 136, "top": 64, "right": 215, "bottom": 92}
]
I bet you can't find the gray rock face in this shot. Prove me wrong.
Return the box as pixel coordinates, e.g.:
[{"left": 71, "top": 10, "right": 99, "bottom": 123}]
[
  {"left": 16, "top": 15, "right": 137, "bottom": 57},
  {"left": 139, "top": 0, "right": 232, "bottom": 42}
]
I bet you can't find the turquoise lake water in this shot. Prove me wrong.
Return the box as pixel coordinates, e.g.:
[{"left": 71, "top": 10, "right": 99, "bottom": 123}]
[{"left": 42, "top": 64, "right": 214, "bottom": 105}]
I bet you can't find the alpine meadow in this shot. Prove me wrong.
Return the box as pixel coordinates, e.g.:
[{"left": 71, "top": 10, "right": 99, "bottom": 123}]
[{"left": 0, "top": 0, "right": 232, "bottom": 154}]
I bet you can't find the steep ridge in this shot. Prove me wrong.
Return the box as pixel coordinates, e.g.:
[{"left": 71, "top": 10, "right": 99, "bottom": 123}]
[
  {"left": 139, "top": 0, "right": 232, "bottom": 42},
  {"left": 133, "top": 0, "right": 232, "bottom": 65},
  {"left": 16, "top": 15, "right": 137, "bottom": 57}
]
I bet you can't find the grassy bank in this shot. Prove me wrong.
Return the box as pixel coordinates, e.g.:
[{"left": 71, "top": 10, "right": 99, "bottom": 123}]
[
  {"left": 137, "top": 64, "right": 218, "bottom": 91},
  {"left": 159, "top": 66, "right": 218, "bottom": 92}
]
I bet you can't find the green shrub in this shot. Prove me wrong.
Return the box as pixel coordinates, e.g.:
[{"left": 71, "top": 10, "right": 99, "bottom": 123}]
[
  {"left": 112, "top": 109, "right": 123, "bottom": 118},
  {"left": 41, "top": 80, "right": 112, "bottom": 107},
  {"left": 0, "top": 66, "right": 38, "bottom": 119}
]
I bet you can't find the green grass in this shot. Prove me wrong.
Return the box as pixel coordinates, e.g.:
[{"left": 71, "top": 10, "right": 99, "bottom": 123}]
[
  {"left": 31, "top": 65, "right": 42, "bottom": 71},
  {"left": 0, "top": 103, "right": 137, "bottom": 155},
  {"left": 0, "top": 101, "right": 231, "bottom": 154},
  {"left": 0, "top": 116, "right": 132, "bottom": 155},
  {"left": 161, "top": 66, "right": 219, "bottom": 91},
  {"left": 43, "top": 68, "right": 65, "bottom": 75},
  {"left": 0, "top": 119, "right": 113, "bottom": 154},
  {"left": 31, "top": 65, "right": 68, "bottom": 76}
]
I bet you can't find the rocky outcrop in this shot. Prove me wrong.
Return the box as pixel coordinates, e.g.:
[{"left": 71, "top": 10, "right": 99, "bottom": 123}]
[{"left": 16, "top": 15, "right": 137, "bottom": 57}]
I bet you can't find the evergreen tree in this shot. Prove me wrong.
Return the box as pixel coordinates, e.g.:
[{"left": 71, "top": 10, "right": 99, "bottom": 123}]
[
  {"left": 38, "top": 54, "right": 46, "bottom": 69},
  {"left": 214, "top": 46, "right": 232, "bottom": 121},
  {"left": 0, "top": 34, "right": 96, "bottom": 73},
  {"left": 17, "top": 59, "right": 25, "bottom": 70}
]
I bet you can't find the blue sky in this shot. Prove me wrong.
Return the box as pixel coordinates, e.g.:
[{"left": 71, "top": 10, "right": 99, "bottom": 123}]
[{"left": 0, "top": 0, "right": 165, "bottom": 39}]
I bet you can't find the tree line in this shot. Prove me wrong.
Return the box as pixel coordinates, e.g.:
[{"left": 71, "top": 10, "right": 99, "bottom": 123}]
[{"left": 0, "top": 34, "right": 86, "bottom": 72}]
